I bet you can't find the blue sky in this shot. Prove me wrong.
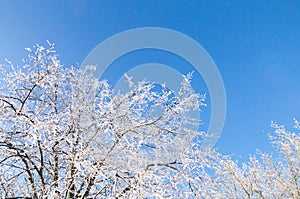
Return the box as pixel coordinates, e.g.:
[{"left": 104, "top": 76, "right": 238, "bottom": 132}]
[{"left": 0, "top": 0, "right": 299, "bottom": 160}]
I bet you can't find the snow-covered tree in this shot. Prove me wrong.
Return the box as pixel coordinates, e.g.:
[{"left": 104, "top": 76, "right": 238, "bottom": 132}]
[
  {"left": 0, "top": 43, "right": 299, "bottom": 199},
  {"left": 186, "top": 120, "right": 300, "bottom": 199},
  {"left": 0, "top": 43, "right": 206, "bottom": 198}
]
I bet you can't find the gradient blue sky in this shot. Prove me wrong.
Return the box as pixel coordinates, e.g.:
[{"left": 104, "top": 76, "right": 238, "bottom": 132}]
[{"left": 1, "top": 1, "right": 299, "bottom": 160}]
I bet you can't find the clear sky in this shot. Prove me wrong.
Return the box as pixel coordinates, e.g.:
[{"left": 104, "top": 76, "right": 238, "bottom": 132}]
[{"left": 0, "top": 0, "right": 299, "bottom": 160}]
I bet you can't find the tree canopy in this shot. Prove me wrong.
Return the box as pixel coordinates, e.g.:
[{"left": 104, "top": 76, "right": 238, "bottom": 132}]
[{"left": 0, "top": 44, "right": 299, "bottom": 198}]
